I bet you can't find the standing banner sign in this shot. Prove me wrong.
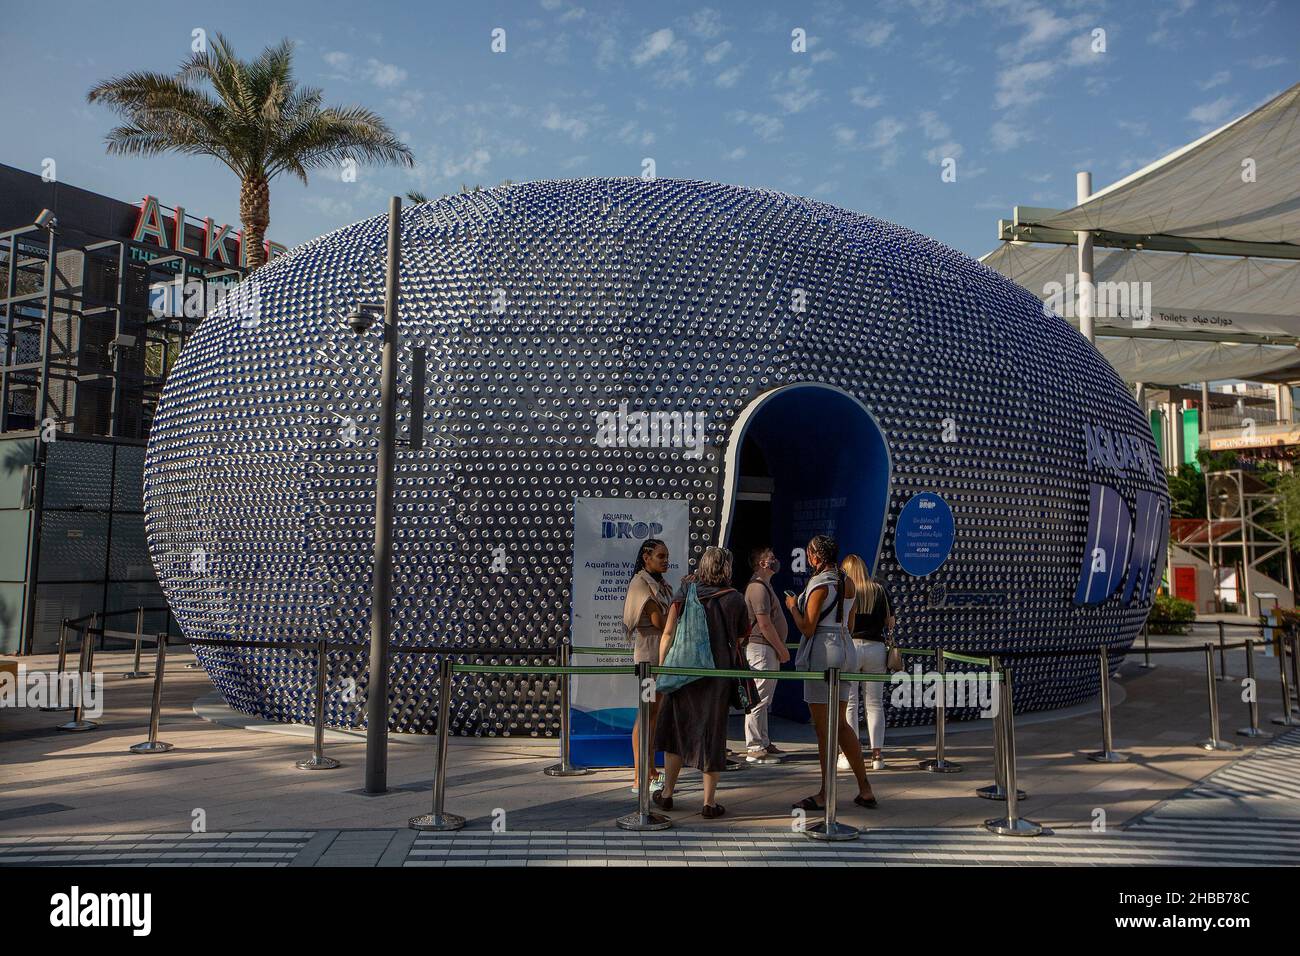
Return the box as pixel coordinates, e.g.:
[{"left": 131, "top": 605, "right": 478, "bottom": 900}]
[{"left": 570, "top": 496, "right": 689, "bottom": 767}]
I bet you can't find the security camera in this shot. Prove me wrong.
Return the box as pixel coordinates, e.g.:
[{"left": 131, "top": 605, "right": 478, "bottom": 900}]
[
  {"left": 34, "top": 208, "right": 57, "bottom": 229},
  {"left": 344, "top": 303, "right": 382, "bottom": 335}
]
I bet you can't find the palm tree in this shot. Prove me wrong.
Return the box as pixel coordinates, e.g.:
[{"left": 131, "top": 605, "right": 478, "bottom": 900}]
[{"left": 88, "top": 35, "right": 413, "bottom": 269}]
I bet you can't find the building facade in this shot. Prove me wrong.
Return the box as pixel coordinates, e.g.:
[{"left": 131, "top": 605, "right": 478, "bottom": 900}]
[{"left": 143, "top": 178, "right": 1169, "bottom": 734}]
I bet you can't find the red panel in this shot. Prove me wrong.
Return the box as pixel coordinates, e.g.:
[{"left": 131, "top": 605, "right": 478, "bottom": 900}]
[{"left": 1173, "top": 565, "right": 1197, "bottom": 605}]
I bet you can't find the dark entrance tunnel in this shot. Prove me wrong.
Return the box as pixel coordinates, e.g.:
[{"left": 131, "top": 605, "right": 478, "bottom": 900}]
[{"left": 720, "top": 383, "right": 892, "bottom": 722}]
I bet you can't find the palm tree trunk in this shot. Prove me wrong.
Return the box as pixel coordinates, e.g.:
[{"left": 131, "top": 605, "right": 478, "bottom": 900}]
[{"left": 240, "top": 175, "right": 271, "bottom": 270}]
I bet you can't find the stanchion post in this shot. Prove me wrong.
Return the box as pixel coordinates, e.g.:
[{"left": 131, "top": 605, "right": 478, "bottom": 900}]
[
  {"left": 1236, "top": 639, "right": 1271, "bottom": 739},
  {"left": 1088, "top": 646, "right": 1128, "bottom": 763},
  {"left": 410, "top": 657, "right": 466, "bottom": 831},
  {"left": 39, "top": 619, "right": 74, "bottom": 711},
  {"left": 122, "top": 606, "right": 148, "bottom": 679},
  {"left": 1201, "top": 642, "right": 1239, "bottom": 751},
  {"left": 920, "top": 651, "right": 962, "bottom": 772},
  {"left": 296, "top": 637, "right": 341, "bottom": 770},
  {"left": 544, "top": 642, "right": 592, "bottom": 777},
  {"left": 805, "top": 667, "right": 859, "bottom": 841},
  {"left": 57, "top": 618, "right": 99, "bottom": 732},
  {"left": 1290, "top": 632, "right": 1300, "bottom": 709},
  {"left": 1140, "top": 620, "right": 1155, "bottom": 669},
  {"left": 977, "top": 656, "right": 1024, "bottom": 801},
  {"left": 617, "top": 661, "right": 671, "bottom": 831},
  {"left": 1271, "top": 633, "right": 1298, "bottom": 727},
  {"left": 130, "top": 634, "right": 174, "bottom": 754},
  {"left": 984, "top": 667, "right": 1044, "bottom": 836},
  {"left": 1216, "top": 621, "right": 1231, "bottom": 681}
]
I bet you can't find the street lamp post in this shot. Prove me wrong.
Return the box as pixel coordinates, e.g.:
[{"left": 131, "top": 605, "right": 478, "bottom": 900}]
[{"left": 364, "top": 196, "right": 402, "bottom": 794}]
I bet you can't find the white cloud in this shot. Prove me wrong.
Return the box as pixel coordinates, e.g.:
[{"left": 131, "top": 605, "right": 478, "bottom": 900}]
[
  {"left": 715, "top": 65, "right": 744, "bottom": 88},
  {"left": 849, "top": 86, "right": 884, "bottom": 109},
  {"left": 632, "top": 28, "right": 676, "bottom": 65},
  {"left": 542, "top": 107, "right": 590, "bottom": 139},
  {"left": 728, "top": 110, "right": 784, "bottom": 142},
  {"left": 917, "top": 111, "right": 950, "bottom": 141},
  {"left": 721, "top": 146, "right": 747, "bottom": 161},
  {"left": 1197, "top": 70, "right": 1231, "bottom": 90},
  {"left": 322, "top": 51, "right": 408, "bottom": 89},
  {"left": 852, "top": 21, "right": 895, "bottom": 48},
  {"left": 704, "top": 40, "right": 732, "bottom": 64},
  {"left": 990, "top": 119, "right": 1029, "bottom": 152},
  {"left": 1187, "top": 95, "right": 1238, "bottom": 126},
  {"left": 994, "top": 60, "right": 1056, "bottom": 110},
  {"left": 1249, "top": 54, "right": 1286, "bottom": 69},
  {"left": 771, "top": 66, "right": 822, "bottom": 114},
  {"left": 869, "top": 117, "right": 906, "bottom": 148},
  {"left": 684, "top": 7, "right": 724, "bottom": 39},
  {"left": 832, "top": 125, "right": 858, "bottom": 146}
]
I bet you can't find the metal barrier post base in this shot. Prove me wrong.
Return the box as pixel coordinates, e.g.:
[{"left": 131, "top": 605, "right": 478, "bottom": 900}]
[
  {"left": 919, "top": 757, "right": 963, "bottom": 773},
  {"left": 56, "top": 719, "right": 99, "bottom": 733},
  {"left": 120, "top": 671, "right": 150, "bottom": 680},
  {"left": 295, "top": 754, "right": 341, "bottom": 770},
  {"left": 409, "top": 812, "right": 466, "bottom": 832},
  {"left": 1270, "top": 714, "right": 1299, "bottom": 727},
  {"left": 804, "top": 820, "right": 859, "bottom": 842},
  {"left": 976, "top": 784, "right": 1026, "bottom": 801},
  {"left": 129, "top": 740, "right": 174, "bottom": 754},
  {"left": 543, "top": 762, "right": 593, "bottom": 777},
  {"left": 1086, "top": 749, "right": 1129, "bottom": 763},
  {"left": 1236, "top": 726, "right": 1272, "bottom": 738},
  {"left": 615, "top": 811, "right": 671, "bottom": 831},
  {"left": 1201, "top": 738, "right": 1240, "bottom": 752},
  {"left": 984, "top": 816, "right": 1045, "bottom": 837}
]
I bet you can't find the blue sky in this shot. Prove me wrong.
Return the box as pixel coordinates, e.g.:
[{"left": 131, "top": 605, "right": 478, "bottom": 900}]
[{"left": 0, "top": 0, "right": 1294, "bottom": 258}]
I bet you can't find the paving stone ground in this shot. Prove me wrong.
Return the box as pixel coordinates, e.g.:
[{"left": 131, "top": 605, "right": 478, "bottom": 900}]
[{"left": 2, "top": 642, "right": 1297, "bottom": 866}]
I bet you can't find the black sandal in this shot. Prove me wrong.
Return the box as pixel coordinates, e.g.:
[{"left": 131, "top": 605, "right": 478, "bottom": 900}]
[
  {"left": 702, "top": 803, "right": 726, "bottom": 818},
  {"left": 652, "top": 790, "right": 674, "bottom": 811},
  {"left": 792, "top": 795, "right": 825, "bottom": 811},
  {"left": 854, "top": 794, "right": 878, "bottom": 808}
]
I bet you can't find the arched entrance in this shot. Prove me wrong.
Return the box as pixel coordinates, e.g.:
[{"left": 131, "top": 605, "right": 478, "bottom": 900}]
[{"left": 719, "top": 383, "right": 892, "bottom": 721}]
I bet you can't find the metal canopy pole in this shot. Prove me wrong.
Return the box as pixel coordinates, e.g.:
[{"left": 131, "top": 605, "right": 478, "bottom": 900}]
[
  {"left": 1076, "top": 171, "right": 1095, "bottom": 344},
  {"left": 364, "top": 196, "right": 401, "bottom": 795}
]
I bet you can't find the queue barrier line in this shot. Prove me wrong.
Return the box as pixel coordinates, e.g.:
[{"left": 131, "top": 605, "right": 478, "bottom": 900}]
[
  {"left": 451, "top": 664, "right": 635, "bottom": 677},
  {"left": 47, "top": 616, "right": 1297, "bottom": 842}
]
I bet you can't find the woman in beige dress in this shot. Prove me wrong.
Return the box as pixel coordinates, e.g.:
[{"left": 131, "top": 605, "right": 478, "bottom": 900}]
[{"left": 622, "top": 538, "right": 672, "bottom": 792}]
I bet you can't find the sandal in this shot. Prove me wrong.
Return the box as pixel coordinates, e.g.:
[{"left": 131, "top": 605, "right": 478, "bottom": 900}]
[
  {"left": 792, "top": 795, "right": 825, "bottom": 811},
  {"left": 702, "top": 803, "right": 726, "bottom": 819},
  {"left": 652, "top": 790, "right": 674, "bottom": 811},
  {"left": 854, "top": 794, "right": 878, "bottom": 809}
]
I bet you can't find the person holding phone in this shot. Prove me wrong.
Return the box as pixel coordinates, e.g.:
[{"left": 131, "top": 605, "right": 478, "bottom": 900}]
[
  {"left": 742, "top": 546, "right": 790, "bottom": 761},
  {"left": 785, "top": 535, "right": 877, "bottom": 811}
]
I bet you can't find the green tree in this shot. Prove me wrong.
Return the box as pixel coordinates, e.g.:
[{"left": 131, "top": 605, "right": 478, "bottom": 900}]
[{"left": 88, "top": 35, "right": 413, "bottom": 269}]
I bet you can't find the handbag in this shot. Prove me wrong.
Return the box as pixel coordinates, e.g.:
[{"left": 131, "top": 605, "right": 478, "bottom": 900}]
[
  {"left": 657, "top": 582, "right": 716, "bottom": 694},
  {"left": 885, "top": 632, "right": 904, "bottom": 672}
]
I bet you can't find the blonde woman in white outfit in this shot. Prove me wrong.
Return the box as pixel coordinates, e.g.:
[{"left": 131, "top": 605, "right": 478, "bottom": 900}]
[
  {"left": 785, "top": 535, "right": 877, "bottom": 812},
  {"left": 840, "top": 554, "right": 893, "bottom": 772}
]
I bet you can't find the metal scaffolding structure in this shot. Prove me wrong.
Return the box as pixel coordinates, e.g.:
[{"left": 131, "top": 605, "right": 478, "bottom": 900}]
[{"left": 0, "top": 220, "right": 241, "bottom": 440}]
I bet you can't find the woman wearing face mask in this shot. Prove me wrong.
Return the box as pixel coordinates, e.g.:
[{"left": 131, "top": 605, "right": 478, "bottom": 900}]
[
  {"left": 785, "top": 534, "right": 877, "bottom": 811},
  {"left": 622, "top": 538, "right": 672, "bottom": 794}
]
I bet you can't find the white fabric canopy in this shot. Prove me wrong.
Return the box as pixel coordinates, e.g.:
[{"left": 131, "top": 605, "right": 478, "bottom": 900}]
[
  {"left": 1039, "top": 83, "right": 1300, "bottom": 246},
  {"left": 1095, "top": 336, "right": 1300, "bottom": 384},
  {"left": 981, "top": 241, "right": 1300, "bottom": 339}
]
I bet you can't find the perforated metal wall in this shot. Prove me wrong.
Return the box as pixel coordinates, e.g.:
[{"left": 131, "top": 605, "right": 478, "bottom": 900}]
[{"left": 143, "top": 178, "right": 1167, "bottom": 735}]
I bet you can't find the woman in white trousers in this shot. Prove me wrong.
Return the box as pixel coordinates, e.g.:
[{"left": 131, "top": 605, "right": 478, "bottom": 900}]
[{"left": 840, "top": 554, "right": 893, "bottom": 771}]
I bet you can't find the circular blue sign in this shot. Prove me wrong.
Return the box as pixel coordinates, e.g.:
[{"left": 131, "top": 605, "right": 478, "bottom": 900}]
[{"left": 895, "top": 492, "right": 954, "bottom": 577}]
